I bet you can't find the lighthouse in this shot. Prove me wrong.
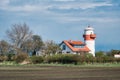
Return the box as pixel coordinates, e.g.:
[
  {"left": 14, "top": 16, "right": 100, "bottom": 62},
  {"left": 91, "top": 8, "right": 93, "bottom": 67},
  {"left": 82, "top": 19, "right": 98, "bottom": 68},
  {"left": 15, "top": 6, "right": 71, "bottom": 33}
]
[{"left": 83, "top": 26, "right": 96, "bottom": 56}]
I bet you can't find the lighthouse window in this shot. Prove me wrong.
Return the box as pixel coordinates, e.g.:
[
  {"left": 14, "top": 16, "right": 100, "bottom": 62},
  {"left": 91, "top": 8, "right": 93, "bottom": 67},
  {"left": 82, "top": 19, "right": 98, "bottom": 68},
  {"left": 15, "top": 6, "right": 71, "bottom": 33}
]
[{"left": 63, "top": 45, "right": 66, "bottom": 50}]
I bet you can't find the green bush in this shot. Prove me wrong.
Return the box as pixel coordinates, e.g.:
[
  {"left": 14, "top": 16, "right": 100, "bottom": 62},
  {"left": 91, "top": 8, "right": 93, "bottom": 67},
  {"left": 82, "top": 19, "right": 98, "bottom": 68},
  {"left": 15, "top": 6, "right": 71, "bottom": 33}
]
[
  {"left": 44, "top": 54, "right": 61, "bottom": 63},
  {"left": 35, "top": 54, "right": 120, "bottom": 64},
  {"left": 37, "top": 54, "right": 120, "bottom": 64},
  {"left": 45, "top": 54, "right": 78, "bottom": 64},
  {"left": 84, "top": 53, "right": 94, "bottom": 63},
  {"left": 6, "top": 53, "right": 15, "bottom": 61},
  {"left": 15, "top": 53, "right": 29, "bottom": 63},
  {"left": 45, "top": 54, "right": 96, "bottom": 64},
  {"left": 61, "top": 54, "right": 78, "bottom": 64},
  {"left": 114, "top": 58, "right": 120, "bottom": 63},
  {"left": 95, "top": 51, "right": 105, "bottom": 57},
  {"left": 30, "top": 56, "right": 44, "bottom": 64}
]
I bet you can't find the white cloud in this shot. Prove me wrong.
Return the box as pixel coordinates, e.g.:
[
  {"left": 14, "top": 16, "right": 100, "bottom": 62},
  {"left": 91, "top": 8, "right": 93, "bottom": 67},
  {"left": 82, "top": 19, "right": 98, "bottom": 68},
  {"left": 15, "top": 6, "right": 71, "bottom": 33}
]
[
  {"left": 53, "top": 16, "right": 120, "bottom": 23},
  {"left": 50, "top": 2, "right": 113, "bottom": 10},
  {"left": 0, "top": 0, "right": 46, "bottom": 12},
  {"left": 0, "top": 0, "right": 113, "bottom": 12},
  {"left": 79, "top": 2, "right": 112, "bottom": 9},
  {"left": 5, "top": 5, "right": 41, "bottom": 12},
  {"left": 0, "top": 4, "right": 51, "bottom": 12}
]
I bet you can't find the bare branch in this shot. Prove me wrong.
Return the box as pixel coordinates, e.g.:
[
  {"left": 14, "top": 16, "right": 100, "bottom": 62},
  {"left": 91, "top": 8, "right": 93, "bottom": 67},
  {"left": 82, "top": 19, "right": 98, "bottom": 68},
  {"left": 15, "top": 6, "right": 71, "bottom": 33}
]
[{"left": 6, "top": 23, "right": 33, "bottom": 49}]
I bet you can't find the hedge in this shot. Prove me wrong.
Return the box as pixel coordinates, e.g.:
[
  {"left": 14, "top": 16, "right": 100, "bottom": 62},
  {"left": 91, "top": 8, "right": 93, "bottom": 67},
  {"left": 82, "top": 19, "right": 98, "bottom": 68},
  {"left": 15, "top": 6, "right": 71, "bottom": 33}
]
[
  {"left": 45, "top": 54, "right": 78, "bottom": 64},
  {"left": 44, "top": 54, "right": 120, "bottom": 64},
  {"left": 30, "top": 56, "right": 44, "bottom": 64},
  {"left": 0, "top": 53, "right": 120, "bottom": 64}
]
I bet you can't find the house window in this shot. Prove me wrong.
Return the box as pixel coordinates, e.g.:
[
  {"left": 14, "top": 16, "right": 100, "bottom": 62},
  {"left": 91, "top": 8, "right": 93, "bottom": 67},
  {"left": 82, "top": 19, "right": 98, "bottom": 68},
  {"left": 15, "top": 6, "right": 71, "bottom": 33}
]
[
  {"left": 63, "top": 45, "right": 66, "bottom": 50},
  {"left": 74, "top": 45, "right": 84, "bottom": 48}
]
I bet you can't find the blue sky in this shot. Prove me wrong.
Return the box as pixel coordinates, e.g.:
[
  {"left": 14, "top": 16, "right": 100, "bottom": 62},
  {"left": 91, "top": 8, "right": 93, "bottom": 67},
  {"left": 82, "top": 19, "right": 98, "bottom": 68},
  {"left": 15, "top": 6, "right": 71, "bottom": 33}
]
[{"left": 0, "top": 0, "right": 120, "bottom": 51}]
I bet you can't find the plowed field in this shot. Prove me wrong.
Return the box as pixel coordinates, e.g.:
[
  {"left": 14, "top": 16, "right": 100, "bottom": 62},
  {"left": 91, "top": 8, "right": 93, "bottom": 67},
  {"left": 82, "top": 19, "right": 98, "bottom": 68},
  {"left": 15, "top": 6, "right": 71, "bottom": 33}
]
[{"left": 0, "top": 66, "right": 120, "bottom": 80}]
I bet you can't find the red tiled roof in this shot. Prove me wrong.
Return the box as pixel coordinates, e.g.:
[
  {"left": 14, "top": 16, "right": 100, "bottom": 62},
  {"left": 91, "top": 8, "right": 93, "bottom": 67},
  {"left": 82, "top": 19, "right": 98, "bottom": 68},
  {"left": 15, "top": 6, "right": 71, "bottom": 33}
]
[
  {"left": 63, "top": 40, "right": 90, "bottom": 52},
  {"left": 68, "top": 40, "right": 84, "bottom": 45}
]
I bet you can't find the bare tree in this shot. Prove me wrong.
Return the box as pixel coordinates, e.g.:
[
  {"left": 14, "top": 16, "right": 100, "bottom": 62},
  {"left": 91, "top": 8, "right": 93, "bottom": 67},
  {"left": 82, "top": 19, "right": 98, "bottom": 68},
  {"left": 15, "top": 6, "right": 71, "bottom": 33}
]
[{"left": 6, "top": 23, "right": 32, "bottom": 50}]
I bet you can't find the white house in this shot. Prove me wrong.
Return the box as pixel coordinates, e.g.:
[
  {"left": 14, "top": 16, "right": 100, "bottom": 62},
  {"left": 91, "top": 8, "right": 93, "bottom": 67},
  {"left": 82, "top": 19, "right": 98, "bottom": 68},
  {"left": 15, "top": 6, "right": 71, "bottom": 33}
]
[
  {"left": 60, "top": 40, "right": 90, "bottom": 54},
  {"left": 60, "top": 26, "right": 96, "bottom": 56}
]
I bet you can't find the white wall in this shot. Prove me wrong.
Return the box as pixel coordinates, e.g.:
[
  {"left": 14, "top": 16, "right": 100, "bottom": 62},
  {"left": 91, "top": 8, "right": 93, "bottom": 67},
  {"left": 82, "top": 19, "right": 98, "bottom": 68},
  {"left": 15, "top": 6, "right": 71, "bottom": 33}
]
[
  {"left": 85, "top": 41, "right": 95, "bottom": 56},
  {"left": 114, "top": 54, "right": 120, "bottom": 58},
  {"left": 60, "top": 43, "right": 73, "bottom": 53}
]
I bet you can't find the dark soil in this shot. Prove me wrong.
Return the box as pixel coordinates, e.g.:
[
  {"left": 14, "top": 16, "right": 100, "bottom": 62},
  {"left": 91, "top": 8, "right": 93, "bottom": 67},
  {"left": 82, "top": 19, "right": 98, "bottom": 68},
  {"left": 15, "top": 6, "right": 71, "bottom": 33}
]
[{"left": 0, "top": 66, "right": 120, "bottom": 80}]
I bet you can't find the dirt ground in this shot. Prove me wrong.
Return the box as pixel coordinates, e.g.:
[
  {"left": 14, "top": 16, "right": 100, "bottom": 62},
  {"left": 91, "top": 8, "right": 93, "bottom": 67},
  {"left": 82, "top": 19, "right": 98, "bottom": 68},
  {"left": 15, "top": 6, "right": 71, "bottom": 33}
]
[{"left": 0, "top": 66, "right": 120, "bottom": 80}]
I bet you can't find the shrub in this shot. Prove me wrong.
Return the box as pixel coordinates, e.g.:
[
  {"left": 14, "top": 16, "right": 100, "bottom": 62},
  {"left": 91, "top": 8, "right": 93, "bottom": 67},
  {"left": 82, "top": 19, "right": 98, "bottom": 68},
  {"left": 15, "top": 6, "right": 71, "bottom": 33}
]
[
  {"left": 114, "top": 58, "right": 120, "bottom": 63},
  {"left": 60, "top": 54, "right": 77, "bottom": 64},
  {"left": 30, "top": 56, "right": 44, "bottom": 64},
  {"left": 84, "top": 53, "right": 94, "bottom": 63},
  {"left": 44, "top": 54, "right": 61, "bottom": 63},
  {"left": 15, "top": 53, "right": 29, "bottom": 63},
  {"left": 95, "top": 51, "right": 105, "bottom": 57},
  {"left": 0, "top": 55, "right": 8, "bottom": 62},
  {"left": 6, "top": 53, "right": 15, "bottom": 61},
  {"left": 45, "top": 54, "right": 78, "bottom": 64},
  {"left": 41, "top": 53, "right": 120, "bottom": 64}
]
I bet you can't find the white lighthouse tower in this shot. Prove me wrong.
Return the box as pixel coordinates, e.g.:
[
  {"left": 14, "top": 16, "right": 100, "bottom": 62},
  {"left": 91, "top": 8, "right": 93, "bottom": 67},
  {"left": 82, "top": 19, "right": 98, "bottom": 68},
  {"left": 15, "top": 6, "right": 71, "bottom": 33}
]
[{"left": 83, "top": 26, "right": 96, "bottom": 56}]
